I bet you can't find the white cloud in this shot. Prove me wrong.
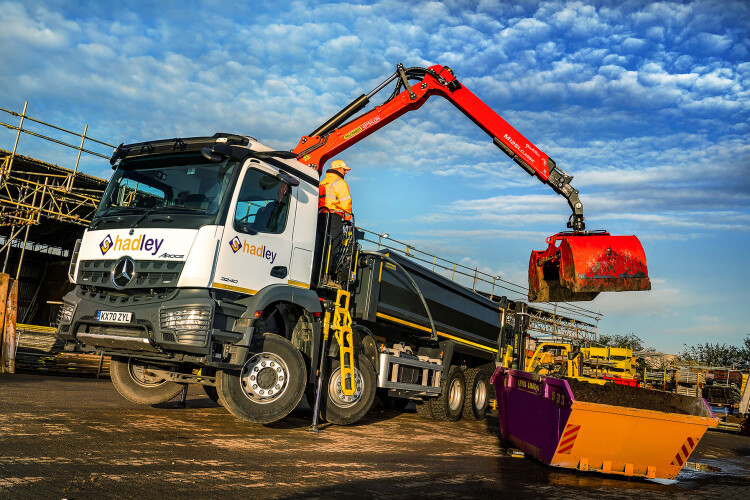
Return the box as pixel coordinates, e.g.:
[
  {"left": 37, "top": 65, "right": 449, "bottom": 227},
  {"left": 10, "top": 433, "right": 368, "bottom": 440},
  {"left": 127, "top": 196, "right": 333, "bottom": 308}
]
[
  {"left": 0, "top": 0, "right": 748, "bottom": 355},
  {"left": 0, "top": 2, "right": 76, "bottom": 48}
]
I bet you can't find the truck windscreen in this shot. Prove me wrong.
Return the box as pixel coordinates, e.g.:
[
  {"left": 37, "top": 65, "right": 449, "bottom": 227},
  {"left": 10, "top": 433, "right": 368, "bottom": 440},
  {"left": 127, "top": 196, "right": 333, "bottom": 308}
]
[{"left": 96, "top": 154, "right": 237, "bottom": 219}]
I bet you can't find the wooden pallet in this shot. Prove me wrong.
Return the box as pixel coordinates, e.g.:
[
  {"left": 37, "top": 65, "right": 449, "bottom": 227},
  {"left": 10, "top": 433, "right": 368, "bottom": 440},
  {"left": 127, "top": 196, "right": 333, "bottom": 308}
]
[{"left": 15, "top": 324, "right": 110, "bottom": 377}]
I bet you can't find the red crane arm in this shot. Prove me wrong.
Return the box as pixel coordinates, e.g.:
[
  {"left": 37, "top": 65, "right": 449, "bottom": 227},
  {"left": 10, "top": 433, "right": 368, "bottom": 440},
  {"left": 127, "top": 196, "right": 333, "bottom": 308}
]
[
  {"left": 293, "top": 64, "right": 583, "bottom": 230},
  {"left": 292, "top": 64, "right": 652, "bottom": 302}
]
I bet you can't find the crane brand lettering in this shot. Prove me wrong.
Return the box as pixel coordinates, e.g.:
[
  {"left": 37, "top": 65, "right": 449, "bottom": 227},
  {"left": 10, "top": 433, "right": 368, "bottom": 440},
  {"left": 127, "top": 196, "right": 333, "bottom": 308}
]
[
  {"left": 503, "top": 133, "right": 537, "bottom": 167},
  {"left": 229, "top": 236, "right": 276, "bottom": 264},
  {"left": 343, "top": 116, "right": 381, "bottom": 141},
  {"left": 99, "top": 234, "right": 164, "bottom": 256}
]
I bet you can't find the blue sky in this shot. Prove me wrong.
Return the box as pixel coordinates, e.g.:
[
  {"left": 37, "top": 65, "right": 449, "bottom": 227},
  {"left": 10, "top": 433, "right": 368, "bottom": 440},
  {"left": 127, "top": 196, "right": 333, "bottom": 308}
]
[{"left": 1, "top": 0, "right": 748, "bottom": 354}]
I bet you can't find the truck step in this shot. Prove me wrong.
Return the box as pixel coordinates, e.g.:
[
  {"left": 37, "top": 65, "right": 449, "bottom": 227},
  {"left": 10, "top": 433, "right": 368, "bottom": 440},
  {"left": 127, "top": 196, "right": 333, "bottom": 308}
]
[{"left": 377, "top": 349, "right": 442, "bottom": 395}]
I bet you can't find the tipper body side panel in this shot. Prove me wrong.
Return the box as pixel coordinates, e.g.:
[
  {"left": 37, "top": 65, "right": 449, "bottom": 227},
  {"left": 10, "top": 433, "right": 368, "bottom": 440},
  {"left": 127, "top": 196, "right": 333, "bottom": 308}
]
[{"left": 353, "top": 250, "right": 503, "bottom": 358}]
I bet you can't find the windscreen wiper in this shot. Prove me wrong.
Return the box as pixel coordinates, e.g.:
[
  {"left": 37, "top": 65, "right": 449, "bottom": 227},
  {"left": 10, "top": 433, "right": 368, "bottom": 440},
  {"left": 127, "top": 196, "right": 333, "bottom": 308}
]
[
  {"left": 130, "top": 206, "right": 159, "bottom": 228},
  {"left": 90, "top": 207, "right": 129, "bottom": 229}
]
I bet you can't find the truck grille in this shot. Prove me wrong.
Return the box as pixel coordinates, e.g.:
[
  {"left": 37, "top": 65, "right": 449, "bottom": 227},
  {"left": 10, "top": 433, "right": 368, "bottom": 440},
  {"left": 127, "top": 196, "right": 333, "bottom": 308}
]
[{"left": 78, "top": 260, "right": 184, "bottom": 289}]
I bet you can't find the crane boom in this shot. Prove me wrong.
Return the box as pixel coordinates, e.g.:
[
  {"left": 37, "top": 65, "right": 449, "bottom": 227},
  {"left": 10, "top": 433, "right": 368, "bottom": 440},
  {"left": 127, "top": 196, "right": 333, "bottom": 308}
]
[
  {"left": 293, "top": 64, "right": 584, "bottom": 230},
  {"left": 293, "top": 64, "right": 650, "bottom": 302}
]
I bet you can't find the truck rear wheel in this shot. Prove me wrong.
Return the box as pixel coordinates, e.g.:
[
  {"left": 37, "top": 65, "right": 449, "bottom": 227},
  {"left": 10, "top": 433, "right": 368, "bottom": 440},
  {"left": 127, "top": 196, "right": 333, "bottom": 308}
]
[
  {"left": 430, "top": 365, "right": 465, "bottom": 421},
  {"left": 110, "top": 357, "right": 184, "bottom": 405},
  {"left": 415, "top": 399, "right": 435, "bottom": 419},
  {"left": 462, "top": 367, "right": 490, "bottom": 420},
  {"left": 321, "top": 353, "right": 376, "bottom": 425},
  {"left": 217, "top": 333, "right": 306, "bottom": 424}
]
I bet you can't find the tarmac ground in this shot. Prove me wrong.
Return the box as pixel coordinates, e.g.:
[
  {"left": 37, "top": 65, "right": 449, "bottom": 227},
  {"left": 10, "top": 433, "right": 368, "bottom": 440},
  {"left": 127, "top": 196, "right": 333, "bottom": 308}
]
[{"left": 1, "top": 373, "right": 748, "bottom": 499}]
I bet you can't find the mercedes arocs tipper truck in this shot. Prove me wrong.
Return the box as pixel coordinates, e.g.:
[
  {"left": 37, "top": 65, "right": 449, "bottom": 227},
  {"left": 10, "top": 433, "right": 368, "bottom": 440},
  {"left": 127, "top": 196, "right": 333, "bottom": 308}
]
[{"left": 57, "top": 64, "right": 649, "bottom": 425}]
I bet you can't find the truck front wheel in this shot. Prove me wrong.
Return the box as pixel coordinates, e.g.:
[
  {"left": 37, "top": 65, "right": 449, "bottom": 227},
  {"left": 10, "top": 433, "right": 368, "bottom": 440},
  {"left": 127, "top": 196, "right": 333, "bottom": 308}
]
[
  {"left": 203, "top": 385, "right": 220, "bottom": 404},
  {"left": 321, "top": 353, "right": 376, "bottom": 425},
  {"left": 110, "top": 357, "right": 184, "bottom": 405},
  {"left": 217, "top": 333, "right": 306, "bottom": 424}
]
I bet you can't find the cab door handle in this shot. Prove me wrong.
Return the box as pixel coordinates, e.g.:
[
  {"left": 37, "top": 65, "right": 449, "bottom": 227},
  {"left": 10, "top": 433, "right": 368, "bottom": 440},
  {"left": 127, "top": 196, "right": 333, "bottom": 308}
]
[{"left": 270, "top": 266, "right": 288, "bottom": 279}]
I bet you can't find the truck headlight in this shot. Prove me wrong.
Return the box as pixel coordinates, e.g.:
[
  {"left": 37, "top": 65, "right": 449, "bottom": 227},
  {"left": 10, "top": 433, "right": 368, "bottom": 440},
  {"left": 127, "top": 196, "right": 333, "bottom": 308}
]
[
  {"left": 57, "top": 301, "right": 76, "bottom": 325},
  {"left": 160, "top": 307, "right": 211, "bottom": 331}
]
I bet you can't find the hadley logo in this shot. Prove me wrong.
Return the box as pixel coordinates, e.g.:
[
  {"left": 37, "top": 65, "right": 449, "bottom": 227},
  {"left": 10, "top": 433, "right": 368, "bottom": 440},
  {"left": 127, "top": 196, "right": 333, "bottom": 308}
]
[
  {"left": 99, "top": 233, "right": 165, "bottom": 256},
  {"left": 229, "top": 236, "right": 242, "bottom": 253},
  {"left": 100, "top": 235, "right": 113, "bottom": 254},
  {"left": 228, "top": 236, "right": 277, "bottom": 264}
]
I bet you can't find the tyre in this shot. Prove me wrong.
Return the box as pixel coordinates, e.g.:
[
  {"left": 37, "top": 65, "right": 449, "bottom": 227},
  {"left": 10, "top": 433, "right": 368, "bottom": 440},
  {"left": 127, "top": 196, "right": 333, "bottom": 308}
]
[
  {"left": 320, "top": 353, "right": 376, "bottom": 425},
  {"left": 415, "top": 399, "right": 435, "bottom": 419},
  {"left": 462, "top": 367, "right": 490, "bottom": 420},
  {"left": 430, "top": 365, "right": 465, "bottom": 421},
  {"left": 203, "top": 385, "right": 220, "bottom": 404},
  {"left": 217, "top": 333, "right": 306, "bottom": 424},
  {"left": 109, "top": 357, "right": 184, "bottom": 405}
]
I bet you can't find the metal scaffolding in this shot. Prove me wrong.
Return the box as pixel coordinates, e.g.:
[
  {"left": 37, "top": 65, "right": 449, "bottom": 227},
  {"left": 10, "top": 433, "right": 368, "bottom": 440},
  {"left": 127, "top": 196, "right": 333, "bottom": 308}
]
[
  {"left": 526, "top": 305, "right": 598, "bottom": 343},
  {"left": 0, "top": 102, "right": 112, "bottom": 278}
]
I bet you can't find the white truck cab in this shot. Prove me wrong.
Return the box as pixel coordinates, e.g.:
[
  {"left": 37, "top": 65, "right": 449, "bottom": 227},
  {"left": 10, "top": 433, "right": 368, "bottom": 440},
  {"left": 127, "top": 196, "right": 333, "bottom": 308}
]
[{"left": 58, "top": 134, "right": 335, "bottom": 423}]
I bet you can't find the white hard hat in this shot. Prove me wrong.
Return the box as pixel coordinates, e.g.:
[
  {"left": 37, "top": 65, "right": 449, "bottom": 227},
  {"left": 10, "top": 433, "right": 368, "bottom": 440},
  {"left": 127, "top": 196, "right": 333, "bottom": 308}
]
[{"left": 330, "top": 159, "right": 350, "bottom": 171}]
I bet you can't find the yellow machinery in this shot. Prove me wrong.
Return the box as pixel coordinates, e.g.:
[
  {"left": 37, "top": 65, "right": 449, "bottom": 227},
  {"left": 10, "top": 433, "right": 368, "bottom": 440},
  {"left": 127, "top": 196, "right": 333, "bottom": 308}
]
[
  {"left": 525, "top": 343, "right": 637, "bottom": 379},
  {"left": 525, "top": 342, "right": 580, "bottom": 377},
  {"left": 581, "top": 346, "right": 636, "bottom": 379}
]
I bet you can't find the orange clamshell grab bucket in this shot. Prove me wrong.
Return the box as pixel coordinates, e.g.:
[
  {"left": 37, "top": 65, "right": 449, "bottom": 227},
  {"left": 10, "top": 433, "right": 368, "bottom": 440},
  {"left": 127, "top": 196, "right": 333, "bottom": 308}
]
[{"left": 528, "top": 232, "right": 651, "bottom": 302}]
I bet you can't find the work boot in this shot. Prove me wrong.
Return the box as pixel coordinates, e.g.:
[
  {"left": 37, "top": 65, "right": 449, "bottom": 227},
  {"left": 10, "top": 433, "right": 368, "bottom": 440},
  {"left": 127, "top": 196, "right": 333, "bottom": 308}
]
[{"left": 323, "top": 278, "right": 342, "bottom": 290}]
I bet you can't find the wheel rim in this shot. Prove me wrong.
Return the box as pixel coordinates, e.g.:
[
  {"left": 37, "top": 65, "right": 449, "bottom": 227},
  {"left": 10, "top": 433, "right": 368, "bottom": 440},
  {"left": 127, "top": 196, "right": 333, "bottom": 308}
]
[
  {"left": 240, "top": 352, "right": 289, "bottom": 404},
  {"left": 328, "top": 366, "right": 363, "bottom": 408},
  {"left": 448, "top": 378, "right": 462, "bottom": 412},
  {"left": 128, "top": 360, "right": 167, "bottom": 388},
  {"left": 474, "top": 379, "right": 487, "bottom": 409}
]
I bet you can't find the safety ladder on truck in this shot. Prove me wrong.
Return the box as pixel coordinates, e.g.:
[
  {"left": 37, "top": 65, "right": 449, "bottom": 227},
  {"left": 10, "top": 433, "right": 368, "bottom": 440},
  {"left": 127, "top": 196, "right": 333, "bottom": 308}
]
[{"left": 331, "top": 289, "right": 356, "bottom": 396}]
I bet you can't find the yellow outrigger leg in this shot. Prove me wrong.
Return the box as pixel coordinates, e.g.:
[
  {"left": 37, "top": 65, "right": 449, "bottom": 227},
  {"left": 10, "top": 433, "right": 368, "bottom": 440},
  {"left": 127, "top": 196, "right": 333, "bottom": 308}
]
[{"left": 331, "top": 289, "right": 356, "bottom": 396}]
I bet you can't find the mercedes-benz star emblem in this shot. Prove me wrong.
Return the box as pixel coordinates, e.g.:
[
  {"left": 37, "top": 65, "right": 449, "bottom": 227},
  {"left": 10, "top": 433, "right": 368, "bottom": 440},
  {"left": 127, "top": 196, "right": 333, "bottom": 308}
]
[{"left": 111, "top": 257, "right": 136, "bottom": 288}]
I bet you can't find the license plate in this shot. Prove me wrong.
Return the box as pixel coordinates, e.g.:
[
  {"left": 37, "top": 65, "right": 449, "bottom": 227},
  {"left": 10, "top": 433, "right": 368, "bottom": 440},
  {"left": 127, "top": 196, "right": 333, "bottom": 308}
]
[{"left": 96, "top": 311, "right": 133, "bottom": 323}]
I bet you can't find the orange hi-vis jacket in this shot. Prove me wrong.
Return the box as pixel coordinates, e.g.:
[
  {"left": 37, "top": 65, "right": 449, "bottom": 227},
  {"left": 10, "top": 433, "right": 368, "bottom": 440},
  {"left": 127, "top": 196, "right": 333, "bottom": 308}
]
[{"left": 318, "top": 170, "right": 352, "bottom": 221}]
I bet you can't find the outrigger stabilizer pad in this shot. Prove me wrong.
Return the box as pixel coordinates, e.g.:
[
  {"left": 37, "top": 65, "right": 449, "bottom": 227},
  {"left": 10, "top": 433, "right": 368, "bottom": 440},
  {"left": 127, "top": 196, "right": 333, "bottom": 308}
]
[{"left": 528, "top": 231, "right": 651, "bottom": 302}]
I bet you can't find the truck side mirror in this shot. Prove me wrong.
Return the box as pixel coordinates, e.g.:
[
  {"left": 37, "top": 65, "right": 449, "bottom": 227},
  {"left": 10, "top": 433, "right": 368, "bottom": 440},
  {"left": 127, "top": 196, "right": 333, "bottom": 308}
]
[{"left": 277, "top": 172, "right": 300, "bottom": 187}]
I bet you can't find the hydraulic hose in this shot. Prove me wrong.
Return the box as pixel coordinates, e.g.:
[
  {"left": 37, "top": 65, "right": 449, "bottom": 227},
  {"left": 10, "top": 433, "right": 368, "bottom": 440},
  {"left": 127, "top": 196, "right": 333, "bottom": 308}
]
[{"left": 359, "top": 250, "right": 437, "bottom": 341}]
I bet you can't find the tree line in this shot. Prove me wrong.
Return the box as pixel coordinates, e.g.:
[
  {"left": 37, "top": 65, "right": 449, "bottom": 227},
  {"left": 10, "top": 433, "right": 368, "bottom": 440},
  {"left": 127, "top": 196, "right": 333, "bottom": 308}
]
[{"left": 598, "top": 333, "right": 750, "bottom": 368}]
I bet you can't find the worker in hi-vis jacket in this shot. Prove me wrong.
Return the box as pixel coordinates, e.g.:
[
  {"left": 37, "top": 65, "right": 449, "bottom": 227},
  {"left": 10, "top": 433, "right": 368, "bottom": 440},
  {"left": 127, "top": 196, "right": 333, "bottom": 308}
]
[{"left": 316, "top": 159, "right": 352, "bottom": 287}]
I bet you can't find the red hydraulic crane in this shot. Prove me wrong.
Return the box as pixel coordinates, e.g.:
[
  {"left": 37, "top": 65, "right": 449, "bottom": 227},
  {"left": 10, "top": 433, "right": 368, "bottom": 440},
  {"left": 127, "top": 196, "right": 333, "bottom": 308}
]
[{"left": 292, "top": 64, "right": 651, "bottom": 302}]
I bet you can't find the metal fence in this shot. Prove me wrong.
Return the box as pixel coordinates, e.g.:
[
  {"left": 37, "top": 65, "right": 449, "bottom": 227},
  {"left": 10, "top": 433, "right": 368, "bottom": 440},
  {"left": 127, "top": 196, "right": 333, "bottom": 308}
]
[{"left": 357, "top": 227, "right": 600, "bottom": 343}]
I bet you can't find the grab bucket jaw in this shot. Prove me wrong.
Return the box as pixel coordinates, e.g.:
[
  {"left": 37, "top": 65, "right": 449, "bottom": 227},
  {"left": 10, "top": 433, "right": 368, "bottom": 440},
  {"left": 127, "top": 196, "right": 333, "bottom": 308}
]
[{"left": 529, "top": 232, "right": 651, "bottom": 302}]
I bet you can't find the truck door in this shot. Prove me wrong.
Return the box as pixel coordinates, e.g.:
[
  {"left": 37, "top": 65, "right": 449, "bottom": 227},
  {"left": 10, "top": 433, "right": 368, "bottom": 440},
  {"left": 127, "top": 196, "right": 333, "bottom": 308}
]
[{"left": 212, "top": 161, "right": 297, "bottom": 294}]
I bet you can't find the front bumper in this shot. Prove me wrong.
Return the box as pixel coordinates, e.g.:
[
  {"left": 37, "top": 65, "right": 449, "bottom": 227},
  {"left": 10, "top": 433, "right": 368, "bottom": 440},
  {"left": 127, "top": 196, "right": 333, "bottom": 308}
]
[{"left": 57, "top": 287, "right": 247, "bottom": 360}]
